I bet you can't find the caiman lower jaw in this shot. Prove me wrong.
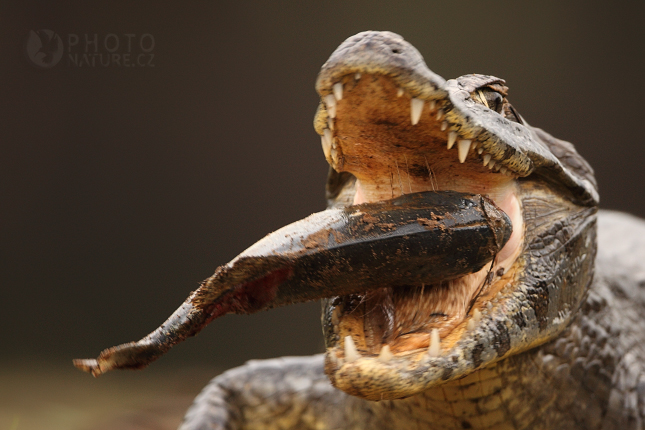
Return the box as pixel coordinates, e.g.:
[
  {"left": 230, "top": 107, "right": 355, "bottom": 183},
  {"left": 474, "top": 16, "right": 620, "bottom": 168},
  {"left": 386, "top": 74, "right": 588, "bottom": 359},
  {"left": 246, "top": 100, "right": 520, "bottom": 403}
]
[
  {"left": 317, "top": 71, "right": 526, "bottom": 399},
  {"left": 323, "top": 222, "right": 524, "bottom": 400}
]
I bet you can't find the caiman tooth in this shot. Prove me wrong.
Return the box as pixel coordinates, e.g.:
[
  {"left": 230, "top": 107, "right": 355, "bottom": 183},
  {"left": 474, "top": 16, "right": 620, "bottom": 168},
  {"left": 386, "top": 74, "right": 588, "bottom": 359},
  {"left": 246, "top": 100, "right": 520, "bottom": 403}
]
[
  {"left": 410, "top": 98, "right": 424, "bottom": 125},
  {"left": 483, "top": 154, "right": 492, "bottom": 167},
  {"left": 441, "top": 121, "right": 448, "bottom": 131},
  {"left": 355, "top": 73, "right": 361, "bottom": 80},
  {"left": 458, "top": 140, "right": 472, "bottom": 163},
  {"left": 436, "top": 109, "right": 444, "bottom": 121},
  {"left": 473, "top": 308, "right": 482, "bottom": 322},
  {"left": 321, "top": 131, "right": 332, "bottom": 161},
  {"left": 500, "top": 167, "right": 508, "bottom": 175},
  {"left": 378, "top": 345, "right": 393, "bottom": 362},
  {"left": 333, "top": 82, "right": 343, "bottom": 101},
  {"left": 397, "top": 88, "right": 404, "bottom": 97},
  {"left": 447, "top": 131, "right": 458, "bottom": 149},
  {"left": 429, "top": 100, "right": 436, "bottom": 111},
  {"left": 428, "top": 328, "right": 441, "bottom": 357},
  {"left": 467, "top": 318, "right": 476, "bottom": 331},
  {"left": 477, "top": 147, "right": 484, "bottom": 154},
  {"left": 325, "top": 94, "right": 337, "bottom": 118},
  {"left": 488, "top": 160, "right": 496, "bottom": 170},
  {"left": 323, "top": 128, "right": 333, "bottom": 145},
  {"left": 344, "top": 335, "right": 360, "bottom": 362}
]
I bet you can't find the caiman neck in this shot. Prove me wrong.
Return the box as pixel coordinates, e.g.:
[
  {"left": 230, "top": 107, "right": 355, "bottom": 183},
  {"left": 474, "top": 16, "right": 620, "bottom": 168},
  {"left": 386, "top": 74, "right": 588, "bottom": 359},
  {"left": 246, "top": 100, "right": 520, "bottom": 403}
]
[
  {"left": 369, "top": 351, "right": 551, "bottom": 429},
  {"left": 369, "top": 311, "right": 612, "bottom": 430}
]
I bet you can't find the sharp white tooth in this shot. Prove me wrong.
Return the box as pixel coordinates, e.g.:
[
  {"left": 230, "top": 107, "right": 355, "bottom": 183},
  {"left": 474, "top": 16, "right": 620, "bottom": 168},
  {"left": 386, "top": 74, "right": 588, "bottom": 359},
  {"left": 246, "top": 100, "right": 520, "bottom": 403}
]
[
  {"left": 488, "top": 160, "right": 496, "bottom": 170},
  {"left": 397, "top": 88, "right": 404, "bottom": 97},
  {"left": 500, "top": 167, "right": 508, "bottom": 175},
  {"left": 477, "top": 147, "right": 484, "bottom": 154},
  {"left": 355, "top": 73, "right": 361, "bottom": 80},
  {"left": 411, "top": 98, "right": 424, "bottom": 125},
  {"left": 457, "top": 139, "right": 472, "bottom": 163},
  {"left": 441, "top": 121, "right": 448, "bottom": 131},
  {"left": 436, "top": 109, "right": 444, "bottom": 121},
  {"left": 324, "top": 128, "right": 333, "bottom": 145},
  {"left": 428, "top": 328, "right": 441, "bottom": 357},
  {"left": 378, "top": 345, "right": 393, "bottom": 362},
  {"left": 467, "top": 318, "right": 476, "bottom": 331},
  {"left": 328, "top": 118, "right": 334, "bottom": 130},
  {"left": 474, "top": 308, "right": 482, "bottom": 322},
  {"left": 321, "top": 130, "right": 332, "bottom": 160},
  {"left": 429, "top": 100, "right": 436, "bottom": 111},
  {"left": 344, "top": 335, "right": 360, "bottom": 362},
  {"left": 447, "top": 131, "right": 458, "bottom": 149},
  {"left": 325, "top": 94, "right": 337, "bottom": 118},
  {"left": 333, "top": 83, "right": 343, "bottom": 101},
  {"left": 483, "top": 154, "right": 492, "bottom": 166}
]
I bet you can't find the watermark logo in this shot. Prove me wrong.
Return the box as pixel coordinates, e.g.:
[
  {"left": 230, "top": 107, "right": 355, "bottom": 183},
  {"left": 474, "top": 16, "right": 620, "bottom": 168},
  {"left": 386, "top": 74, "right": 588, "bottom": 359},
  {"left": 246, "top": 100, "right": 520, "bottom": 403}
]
[
  {"left": 26, "top": 29, "right": 64, "bottom": 68},
  {"left": 25, "top": 30, "right": 155, "bottom": 69}
]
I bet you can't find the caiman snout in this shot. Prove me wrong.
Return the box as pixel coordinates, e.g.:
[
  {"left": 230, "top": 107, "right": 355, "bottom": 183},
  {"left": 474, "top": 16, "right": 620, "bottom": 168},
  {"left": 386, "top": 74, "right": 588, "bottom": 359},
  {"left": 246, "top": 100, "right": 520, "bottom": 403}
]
[{"left": 317, "top": 31, "right": 447, "bottom": 103}]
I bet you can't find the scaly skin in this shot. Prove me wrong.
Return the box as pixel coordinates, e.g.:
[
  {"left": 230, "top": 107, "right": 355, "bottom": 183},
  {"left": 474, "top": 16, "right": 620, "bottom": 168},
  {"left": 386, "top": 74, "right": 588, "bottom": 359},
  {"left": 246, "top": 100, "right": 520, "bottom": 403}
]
[{"left": 176, "top": 31, "right": 642, "bottom": 429}]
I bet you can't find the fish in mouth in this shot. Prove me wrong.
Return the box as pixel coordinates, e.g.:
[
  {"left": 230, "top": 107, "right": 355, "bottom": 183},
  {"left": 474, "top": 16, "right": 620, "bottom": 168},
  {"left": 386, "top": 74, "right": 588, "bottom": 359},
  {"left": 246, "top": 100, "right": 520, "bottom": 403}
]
[{"left": 73, "top": 31, "right": 598, "bottom": 404}]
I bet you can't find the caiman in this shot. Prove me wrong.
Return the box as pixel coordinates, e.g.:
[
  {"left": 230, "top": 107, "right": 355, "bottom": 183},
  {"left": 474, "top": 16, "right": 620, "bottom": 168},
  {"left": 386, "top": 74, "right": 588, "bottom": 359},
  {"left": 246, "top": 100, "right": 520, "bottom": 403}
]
[{"left": 74, "top": 32, "right": 645, "bottom": 429}]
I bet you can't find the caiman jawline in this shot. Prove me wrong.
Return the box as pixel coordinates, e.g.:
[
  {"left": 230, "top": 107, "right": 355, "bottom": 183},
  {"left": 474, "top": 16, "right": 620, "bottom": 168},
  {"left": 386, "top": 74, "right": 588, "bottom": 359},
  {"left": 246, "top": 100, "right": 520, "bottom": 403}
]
[{"left": 316, "top": 71, "right": 525, "bottom": 381}]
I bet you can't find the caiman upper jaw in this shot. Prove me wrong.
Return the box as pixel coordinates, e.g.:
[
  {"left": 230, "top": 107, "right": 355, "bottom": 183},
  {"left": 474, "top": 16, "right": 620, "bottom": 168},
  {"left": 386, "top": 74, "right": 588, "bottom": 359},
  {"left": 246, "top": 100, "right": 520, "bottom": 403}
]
[
  {"left": 315, "top": 31, "right": 598, "bottom": 207},
  {"left": 315, "top": 31, "right": 531, "bottom": 182},
  {"left": 316, "top": 31, "right": 447, "bottom": 103}
]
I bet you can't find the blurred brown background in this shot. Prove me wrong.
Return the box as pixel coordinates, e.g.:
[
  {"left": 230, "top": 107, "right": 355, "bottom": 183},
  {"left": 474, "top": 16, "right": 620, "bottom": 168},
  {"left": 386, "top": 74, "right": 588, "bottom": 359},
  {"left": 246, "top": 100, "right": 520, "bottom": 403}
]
[{"left": 0, "top": 1, "right": 642, "bottom": 429}]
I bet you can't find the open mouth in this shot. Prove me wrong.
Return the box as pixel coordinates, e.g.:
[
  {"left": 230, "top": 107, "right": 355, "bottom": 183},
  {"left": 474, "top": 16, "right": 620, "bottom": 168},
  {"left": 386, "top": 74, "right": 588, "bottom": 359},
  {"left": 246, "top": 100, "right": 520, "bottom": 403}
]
[{"left": 316, "top": 66, "right": 525, "bottom": 396}]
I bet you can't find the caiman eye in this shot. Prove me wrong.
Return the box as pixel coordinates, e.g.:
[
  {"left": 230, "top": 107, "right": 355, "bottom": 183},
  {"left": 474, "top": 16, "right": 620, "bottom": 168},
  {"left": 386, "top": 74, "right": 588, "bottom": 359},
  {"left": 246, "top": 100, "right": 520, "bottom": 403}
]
[
  {"left": 474, "top": 88, "right": 524, "bottom": 125},
  {"left": 475, "top": 89, "right": 504, "bottom": 114}
]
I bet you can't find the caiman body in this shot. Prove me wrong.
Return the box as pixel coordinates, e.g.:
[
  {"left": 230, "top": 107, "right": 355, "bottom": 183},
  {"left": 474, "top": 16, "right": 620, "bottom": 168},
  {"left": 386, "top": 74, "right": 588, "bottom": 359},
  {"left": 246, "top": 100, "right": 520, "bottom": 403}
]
[
  {"left": 75, "top": 31, "right": 644, "bottom": 429},
  {"left": 180, "top": 32, "right": 644, "bottom": 429}
]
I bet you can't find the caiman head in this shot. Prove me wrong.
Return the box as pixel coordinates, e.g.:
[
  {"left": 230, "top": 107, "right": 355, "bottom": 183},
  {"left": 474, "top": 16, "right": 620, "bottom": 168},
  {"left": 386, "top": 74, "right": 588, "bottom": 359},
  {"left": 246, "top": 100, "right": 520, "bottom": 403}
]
[{"left": 316, "top": 31, "right": 599, "bottom": 400}]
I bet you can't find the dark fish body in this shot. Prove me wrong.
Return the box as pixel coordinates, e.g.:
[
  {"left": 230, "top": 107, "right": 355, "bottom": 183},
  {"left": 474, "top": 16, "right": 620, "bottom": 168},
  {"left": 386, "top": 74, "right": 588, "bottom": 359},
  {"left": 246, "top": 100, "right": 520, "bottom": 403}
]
[
  {"left": 226, "top": 191, "right": 511, "bottom": 309},
  {"left": 73, "top": 191, "right": 511, "bottom": 376}
]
